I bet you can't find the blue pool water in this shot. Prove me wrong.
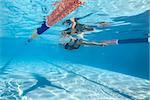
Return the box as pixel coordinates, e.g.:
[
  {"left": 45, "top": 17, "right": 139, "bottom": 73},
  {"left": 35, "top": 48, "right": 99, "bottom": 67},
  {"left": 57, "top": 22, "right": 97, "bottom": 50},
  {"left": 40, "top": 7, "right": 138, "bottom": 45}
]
[{"left": 0, "top": 0, "right": 150, "bottom": 100}]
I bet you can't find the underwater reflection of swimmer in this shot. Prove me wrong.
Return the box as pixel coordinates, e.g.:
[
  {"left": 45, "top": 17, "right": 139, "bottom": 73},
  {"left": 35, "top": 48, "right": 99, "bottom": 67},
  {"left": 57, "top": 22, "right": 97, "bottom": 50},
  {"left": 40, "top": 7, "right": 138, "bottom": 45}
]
[
  {"left": 22, "top": 73, "right": 68, "bottom": 96},
  {"left": 63, "top": 17, "right": 110, "bottom": 36},
  {"left": 63, "top": 13, "right": 94, "bottom": 27},
  {"left": 63, "top": 14, "right": 95, "bottom": 34}
]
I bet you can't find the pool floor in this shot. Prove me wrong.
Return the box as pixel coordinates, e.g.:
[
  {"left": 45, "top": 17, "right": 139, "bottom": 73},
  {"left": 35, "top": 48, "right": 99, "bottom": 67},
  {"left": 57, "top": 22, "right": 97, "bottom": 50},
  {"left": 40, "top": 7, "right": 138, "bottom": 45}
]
[{"left": 0, "top": 57, "right": 150, "bottom": 100}]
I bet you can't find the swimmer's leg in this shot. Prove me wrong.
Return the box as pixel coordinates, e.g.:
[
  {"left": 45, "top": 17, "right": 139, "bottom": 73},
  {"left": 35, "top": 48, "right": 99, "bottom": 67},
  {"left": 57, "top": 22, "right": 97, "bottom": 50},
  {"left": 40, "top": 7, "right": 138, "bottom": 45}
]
[{"left": 81, "top": 41, "right": 107, "bottom": 46}]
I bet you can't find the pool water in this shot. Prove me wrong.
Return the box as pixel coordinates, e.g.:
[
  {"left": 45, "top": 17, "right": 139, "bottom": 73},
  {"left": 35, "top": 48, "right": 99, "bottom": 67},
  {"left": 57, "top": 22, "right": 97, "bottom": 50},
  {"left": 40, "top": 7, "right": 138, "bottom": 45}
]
[{"left": 0, "top": 0, "right": 150, "bottom": 100}]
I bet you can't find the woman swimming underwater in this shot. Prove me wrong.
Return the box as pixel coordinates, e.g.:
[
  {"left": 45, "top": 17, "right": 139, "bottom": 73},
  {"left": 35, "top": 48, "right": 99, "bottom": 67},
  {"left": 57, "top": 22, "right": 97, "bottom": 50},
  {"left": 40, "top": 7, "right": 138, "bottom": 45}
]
[
  {"left": 60, "top": 31, "right": 150, "bottom": 50},
  {"left": 60, "top": 32, "right": 107, "bottom": 50}
]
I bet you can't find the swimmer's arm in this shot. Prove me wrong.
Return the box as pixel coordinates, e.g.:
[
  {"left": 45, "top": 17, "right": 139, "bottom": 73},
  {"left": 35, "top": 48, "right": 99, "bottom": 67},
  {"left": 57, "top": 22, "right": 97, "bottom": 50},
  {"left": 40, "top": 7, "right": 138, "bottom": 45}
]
[
  {"left": 70, "top": 17, "right": 76, "bottom": 30},
  {"left": 71, "top": 23, "right": 77, "bottom": 34},
  {"left": 72, "top": 22, "right": 76, "bottom": 29}
]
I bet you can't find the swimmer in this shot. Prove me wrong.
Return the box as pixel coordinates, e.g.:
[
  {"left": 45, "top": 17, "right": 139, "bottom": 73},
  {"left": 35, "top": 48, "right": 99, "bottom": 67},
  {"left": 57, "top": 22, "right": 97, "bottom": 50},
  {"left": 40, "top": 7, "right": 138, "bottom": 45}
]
[
  {"left": 60, "top": 32, "right": 107, "bottom": 50},
  {"left": 61, "top": 37, "right": 150, "bottom": 50},
  {"left": 62, "top": 37, "right": 107, "bottom": 50},
  {"left": 60, "top": 31, "right": 150, "bottom": 50},
  {"left": 27, "top": 14, "right": 93, "bottom": 42}
]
